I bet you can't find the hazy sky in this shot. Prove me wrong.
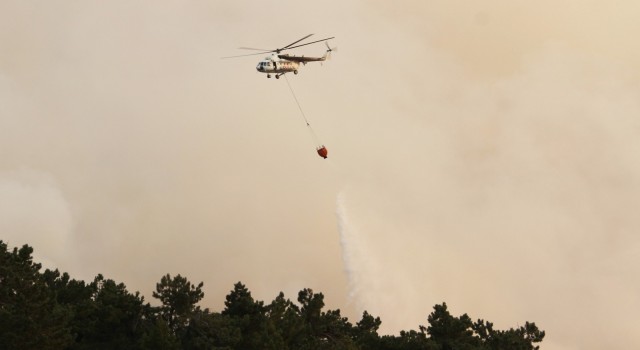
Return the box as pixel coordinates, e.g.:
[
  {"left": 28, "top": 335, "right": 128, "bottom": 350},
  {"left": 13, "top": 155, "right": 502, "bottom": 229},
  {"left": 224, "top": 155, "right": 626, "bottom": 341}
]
[{"left": 2, "top": 1, "right": 640, "bottom": 349}]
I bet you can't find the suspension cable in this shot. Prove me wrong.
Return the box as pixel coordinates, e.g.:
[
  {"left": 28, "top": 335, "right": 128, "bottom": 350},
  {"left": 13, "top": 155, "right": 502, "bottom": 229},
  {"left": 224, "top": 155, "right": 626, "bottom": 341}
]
[
  {"left": 283, "top": 74, "right": 326, "bottom": 158},
  {"left": 284, "top": 74, "right": 310, "bottom": 126}
]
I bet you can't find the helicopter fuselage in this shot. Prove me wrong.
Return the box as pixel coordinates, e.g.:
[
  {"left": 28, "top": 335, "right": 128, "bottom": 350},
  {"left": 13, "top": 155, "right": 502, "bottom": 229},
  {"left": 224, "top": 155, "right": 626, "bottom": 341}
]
[{"left": 256, "top": 56, "right": 300, "bottom": 78}]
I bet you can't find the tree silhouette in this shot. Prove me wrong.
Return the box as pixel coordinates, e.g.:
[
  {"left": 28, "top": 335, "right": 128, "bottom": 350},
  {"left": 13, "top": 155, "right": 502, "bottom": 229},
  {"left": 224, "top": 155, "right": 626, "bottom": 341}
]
[
  {"left": 0, "top": 241, "right": 72, "bottom": 349},
  {"left": 0, "top": 240, "right": 546, "bottom": 350},
  {"left": 153, "top": 274, "right": 204, "bottom": 333}
]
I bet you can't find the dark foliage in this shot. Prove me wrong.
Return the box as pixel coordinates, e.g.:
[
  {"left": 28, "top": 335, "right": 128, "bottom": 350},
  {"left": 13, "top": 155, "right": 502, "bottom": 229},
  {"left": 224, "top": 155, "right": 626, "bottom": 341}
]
[{"left": 0, "top": 240, "right": 545, "bottom": 349}]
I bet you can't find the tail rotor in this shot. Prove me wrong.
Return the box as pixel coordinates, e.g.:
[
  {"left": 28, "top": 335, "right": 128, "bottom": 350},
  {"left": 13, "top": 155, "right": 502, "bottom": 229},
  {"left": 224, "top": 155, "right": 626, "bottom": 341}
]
[{"left": 324, "top": 41, "right": 337, "bottom": 60}]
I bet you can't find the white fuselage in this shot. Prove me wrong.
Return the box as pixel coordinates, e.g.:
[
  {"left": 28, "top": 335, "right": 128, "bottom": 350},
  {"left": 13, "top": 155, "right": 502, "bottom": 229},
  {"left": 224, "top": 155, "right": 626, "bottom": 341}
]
[{"left": 256, "top": 57, "right": 299, "bottom": 75}]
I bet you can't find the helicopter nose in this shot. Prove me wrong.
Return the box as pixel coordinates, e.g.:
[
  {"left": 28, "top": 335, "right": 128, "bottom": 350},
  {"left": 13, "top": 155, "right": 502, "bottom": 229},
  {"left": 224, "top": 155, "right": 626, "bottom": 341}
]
[{"left": 256, "top": 64, "right": 262, "bottom": 72}]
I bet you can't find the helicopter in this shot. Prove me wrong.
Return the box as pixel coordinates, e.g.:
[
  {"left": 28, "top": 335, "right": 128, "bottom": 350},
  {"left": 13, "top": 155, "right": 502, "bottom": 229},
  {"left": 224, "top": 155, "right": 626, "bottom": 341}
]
[{"left": 222, "top": 34, "right": 336, "bottom": 79}]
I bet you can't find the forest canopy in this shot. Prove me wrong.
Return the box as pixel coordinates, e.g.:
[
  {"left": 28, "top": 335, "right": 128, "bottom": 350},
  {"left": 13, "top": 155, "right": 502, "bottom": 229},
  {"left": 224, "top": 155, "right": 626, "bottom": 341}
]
[{"left": 0, "top": 240, "right": 545, "bottom": 349}]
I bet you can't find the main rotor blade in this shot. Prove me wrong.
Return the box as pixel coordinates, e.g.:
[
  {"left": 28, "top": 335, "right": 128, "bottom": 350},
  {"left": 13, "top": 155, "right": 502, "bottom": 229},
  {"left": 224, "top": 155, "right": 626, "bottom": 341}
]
[
  {"left": 221, "top": 35, "right": 334, "bottom": 59},
  {"left": 281, "top": 34, "right": 314, "bottom": 50},
  {"left": 238, "top": 47, "right": 274, "bottom": 52},
  {"left": 221, "top": 51, "right": 273, "bottom": 59},
  {"left": 285, "top": 37, "right": 335, "bottom": 51}
]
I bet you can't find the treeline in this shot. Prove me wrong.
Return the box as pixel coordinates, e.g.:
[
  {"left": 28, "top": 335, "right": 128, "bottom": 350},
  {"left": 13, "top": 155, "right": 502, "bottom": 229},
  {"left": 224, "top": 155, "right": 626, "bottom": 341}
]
[{"left": 0, "top": 240, "right": 545, "bottom": 349}]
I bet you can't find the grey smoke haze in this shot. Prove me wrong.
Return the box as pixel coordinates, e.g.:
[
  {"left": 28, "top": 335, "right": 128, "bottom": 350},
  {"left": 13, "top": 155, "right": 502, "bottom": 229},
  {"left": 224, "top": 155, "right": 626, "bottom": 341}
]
[{"left": 2, "top": 1, "right": 640, "bottom": 349}]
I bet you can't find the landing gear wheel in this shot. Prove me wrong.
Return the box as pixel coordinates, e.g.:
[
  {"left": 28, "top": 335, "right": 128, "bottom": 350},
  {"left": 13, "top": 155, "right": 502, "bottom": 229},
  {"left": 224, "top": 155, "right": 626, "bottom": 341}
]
[
  {"left": 294, "top": 70, "right": 298, "bottom": 75},
  {"left": 267, "top": 74, "right": 271, "bottom": 78},
  {"left": 275, "top": 75, "right": 280, "bottom": 79}
]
